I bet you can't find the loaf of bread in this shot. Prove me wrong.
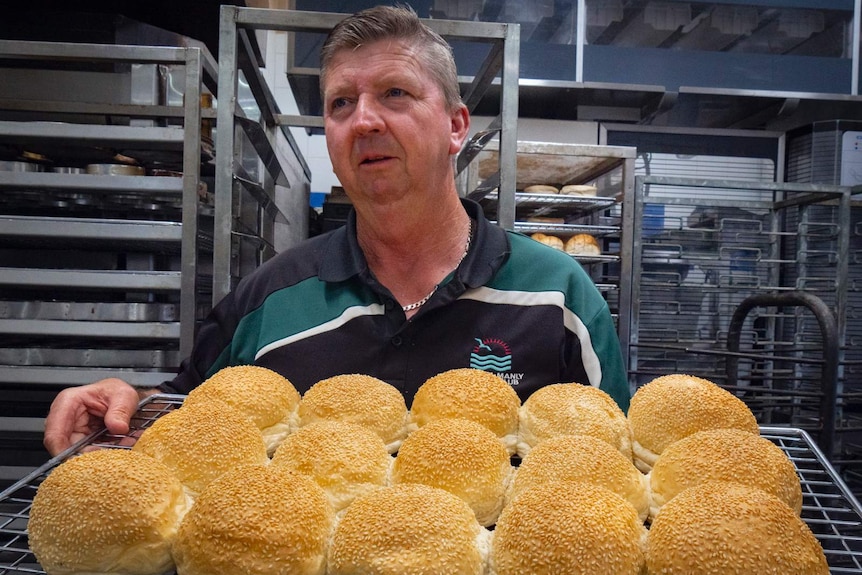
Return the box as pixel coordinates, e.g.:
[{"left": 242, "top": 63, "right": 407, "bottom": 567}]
[
  {"left": 173, "top": 464, "right": 333, "bottom": 575},
  {"left": 530, "top": 232, "right": 564, "bottom": 250},
  {"left": 183, "top": 364, "right": 300, "bottom": 455},
  {"left": 492, "top": 481, "right": 646, "bottom": 575},
  {"left": 627, "top": 373, "right": 759, "bottom": 473},
  {"left": 271, "top": 419, "right": 392, "bottom": 512},
  {"left": 648, "top": 427, "right": 802, "bottom": 520},
  {"left": 298, "top": 373, "right": 408, "bottom": 453},
  {"left": 564, "top": 233, "right": 601, "bottom": 256},
  {"left": 328, "top": 484, "right": 490, "bottom": 575},
  {"left": 646, "top": 483, "right": 828, "bottom": 574},
  {"left": 510, "top": 434, "right": 650, "bottom": 522},
  {"left": 28, "top": 449, "right": 189, "bottom": 575},
  {"left": 409, "top": 367, "right": 520, "bottom": 454},
  {"left": 560, "top": 184, "right": 597, "bottom": 196},
  {"left": 132, "top": 399, "right": 269, "bottom": 497},
  {"left": 392, "top": 417, "right": 513, "bottom": 526},
  {"left": 517, "top": 382, "right": 633, "bottom": 460},
  {"left": 523, "top": 184, "right": 559, "bottom": 194}
]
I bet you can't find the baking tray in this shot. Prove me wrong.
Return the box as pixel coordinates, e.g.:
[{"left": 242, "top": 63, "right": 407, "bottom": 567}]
[{"left": 1, "top": 398, "right": 861, "bottom": 574}]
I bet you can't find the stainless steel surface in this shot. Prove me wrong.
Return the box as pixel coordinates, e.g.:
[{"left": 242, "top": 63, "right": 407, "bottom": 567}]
[
  {"left": 0, "top": 215, "right": 182, "bottom": 242},
  {"left": 0, "top": 40, "right": 216, "bottom": 369},
  {"left": 0, "top": 161, "right": 41, "bottom": 173},
  {"left": 0, "top": 402, "right": 859, "bottom": 574},
  {"left": 84, "top": 164, "right": 146, "bottom": 176}
]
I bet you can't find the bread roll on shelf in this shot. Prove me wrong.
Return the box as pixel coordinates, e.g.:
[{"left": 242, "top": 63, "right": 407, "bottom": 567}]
[
  {"left": 183, "top": 364, "right": 300, "bottom": 455},
  {"left": 529, "top": 232, "right": 564, "bottom": 250},
  {"left": 28, "top": 449, "right": 189, "bottom": 575},
  {"left": 648, "top": 427, "right": 802, "bottom": 520},
  {"left": 517, "top": 382, "right": 633, "bottom": 460},
  {"left": 560, "top": 184, "right": 597, "bottom": 196},
  {"left": 523, "top": 184, "right": 559, "bottom": 194},
  {"left": 409, "top": 368, "right": 520, "bottom": 454},
  {"left": 492, "top": 481, "right": 647, "bottom": 575},
  {"left": 391, "top": 417, "right": 513, "bottom": 527},
  {"left": 564, "top": 233, "right": 601, "bottom": 256},
  {"left": 628, "top": 373, "right": 759, "bottom": 473},
  {"left": 173, "top": 464, "right": 334, "bottom": 575},
  {"left": 509, "top": 434, "right": 650, "bottom": 523},
  {"left": 271, "top": 419, "right": 392, "bottom": 512},
  {"left": 328, "top": 483, "right": 489, "bottom": 575},
  {"left": 298, "top": 373, "right": 408, "bottom": 453},
  {"left": 132, "top": 399, "right": 269, "bottom": 498},
  {"left": 645, "top": 482, "right": 828, "bottom": 575}
]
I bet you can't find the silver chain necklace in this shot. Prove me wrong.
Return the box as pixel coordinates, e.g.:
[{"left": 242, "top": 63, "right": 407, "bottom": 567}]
[{"left": 401, "top": 220, "right": 473, "bottom": 313}]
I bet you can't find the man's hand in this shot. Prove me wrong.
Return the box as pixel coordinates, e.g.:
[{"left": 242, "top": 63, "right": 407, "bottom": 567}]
[{"left": 43, "top": 378, "right": 149, "bottom": 457}]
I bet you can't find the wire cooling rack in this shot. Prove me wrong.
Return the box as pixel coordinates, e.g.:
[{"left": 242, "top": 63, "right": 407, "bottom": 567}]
[
  {"left": 0, "top": 394, "right": 184, "bottom": 575},
  {"left": 1, "top": 399, "right": 861, "bottom": 574}
]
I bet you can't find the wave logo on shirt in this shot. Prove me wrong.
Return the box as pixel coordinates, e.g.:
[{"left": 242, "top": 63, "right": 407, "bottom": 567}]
[{"left": 470, "top": 338, "right": 512, "bottom": 372}]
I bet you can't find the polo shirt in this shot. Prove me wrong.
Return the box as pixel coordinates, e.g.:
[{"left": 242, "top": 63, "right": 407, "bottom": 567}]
[{"left": 161, "top": 199, "right": 630, "bottom": 411}]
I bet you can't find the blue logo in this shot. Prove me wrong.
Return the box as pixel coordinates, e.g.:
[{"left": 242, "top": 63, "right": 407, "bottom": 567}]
[{"left": 470, "top": 338, "right": 512, "bottom": 372}]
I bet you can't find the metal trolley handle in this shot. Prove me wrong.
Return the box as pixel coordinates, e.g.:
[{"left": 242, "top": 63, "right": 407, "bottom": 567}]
[{"left": 726, "top": 291, "right": 839, "bottom": 459}]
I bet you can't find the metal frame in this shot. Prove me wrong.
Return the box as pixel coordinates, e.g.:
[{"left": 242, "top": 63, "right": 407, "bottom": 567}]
[
  {"left": 215, "top": 6, "right": 520, "bottom": 289},
  {"left": 627, "top": 175, "right": 852, "bottom": 457},
  {"left": 462, "top": 140, "right": 636, "bottom": 368},
  {"left": 0, "top": 40, "right": 215, "bottom": 367}
]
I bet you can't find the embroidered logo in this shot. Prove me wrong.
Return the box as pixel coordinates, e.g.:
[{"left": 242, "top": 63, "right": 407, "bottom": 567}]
[{"left": 470, "top": 338, "right": 512, "bottom": 372}]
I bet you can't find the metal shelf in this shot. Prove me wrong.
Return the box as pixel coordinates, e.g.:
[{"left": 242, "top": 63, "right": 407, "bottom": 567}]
[
  {"left": 0, "top": 269, "right": 182, "bottom": 292},
  {"left": 0, "top": 40, "right": 215, "bottom": 370},
  {"left": 0, "top": 172, "right": 183, "bottom": 194},
  {"left": 0, "top": 121, "right": 185, "bottom": 151},
  {"left": 0, "top": 215, "right": 182, "bottom": 243}
]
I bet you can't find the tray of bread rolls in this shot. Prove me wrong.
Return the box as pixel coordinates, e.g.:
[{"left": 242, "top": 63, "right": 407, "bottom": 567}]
[{"left": 2, "top": 370, "right": 862, "bottom": 575}]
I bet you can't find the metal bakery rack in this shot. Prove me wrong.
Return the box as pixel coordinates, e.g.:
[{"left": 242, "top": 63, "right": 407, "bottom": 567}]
[{"left": 0, "top": 396, "right": 861, "bottom": 574}]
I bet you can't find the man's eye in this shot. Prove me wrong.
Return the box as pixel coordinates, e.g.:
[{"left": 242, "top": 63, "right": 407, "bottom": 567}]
[
  {"left": 387, "top": 88, "right": 405, "bottom": 98},
  {"left": 330, "top": 97, "right": 349, "bottom": 110}
]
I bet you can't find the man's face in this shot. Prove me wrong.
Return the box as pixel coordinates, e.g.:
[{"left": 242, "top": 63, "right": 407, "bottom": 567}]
[{"left": 322, "top": 39, "right": 468, "bottom": 205}]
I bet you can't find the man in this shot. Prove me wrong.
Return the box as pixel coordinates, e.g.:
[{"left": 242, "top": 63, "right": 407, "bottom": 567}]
[{"left": 43, "top": 5, "right": 629, "bottom": 456}]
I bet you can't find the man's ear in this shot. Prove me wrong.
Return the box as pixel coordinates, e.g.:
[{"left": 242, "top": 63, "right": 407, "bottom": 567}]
[{"left": 449, "top": 104, "right": 471, "bottom": 155}]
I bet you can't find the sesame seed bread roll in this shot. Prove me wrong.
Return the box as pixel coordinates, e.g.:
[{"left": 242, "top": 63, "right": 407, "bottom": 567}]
[
  {"left": 392, "top": 417, "right": 513, "bottom": 527},
  {"left": 491, "top": 481, "right": 647, "bottom": 575},
  {"left": 517, "top": 383, "right": 632, "bottom": 460},
  {"left": 510, "top": 434, "right": 650, "bottom": 523},
  {"left": 328, "top": 483, "right": 490, "bottom": 575},
  {"left": 270, "top": 419, "right": 392, "bottom": 512},
  {"left": 132, "top": 399, "right": 269, "bottom": 498},
  {"left": 646, "top": 482, "right": 828, "bottom": 575},
  {"left": 628, "top": 374, "right": 759, "bottom": 473},
  {"left": 28, "top": 449, "right": 189, "bottom": 575},
  {"left": 184, "top": 365, "right": 300, "bottom": 455},
  {"left": 298, "top": 373, "right": 408, "bottom": 453},
  {"left": 648, "top": 428, "right": 802, "bottom": 520},
  {"left": 409, "top": 368, "right": 520, "bottom": 454},
  {"left": 173, "top": 464, "right": 334, "bottom": 575}
]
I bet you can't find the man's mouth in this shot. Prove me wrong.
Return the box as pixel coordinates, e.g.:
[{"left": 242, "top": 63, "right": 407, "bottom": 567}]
[{"left": 360, "top": 155, "right": 392, "bottom": 165}]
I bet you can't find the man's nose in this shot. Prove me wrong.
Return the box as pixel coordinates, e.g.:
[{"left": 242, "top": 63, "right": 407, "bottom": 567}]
[{"left": 352, "top": 95, "right": 385, "bottom": 134}]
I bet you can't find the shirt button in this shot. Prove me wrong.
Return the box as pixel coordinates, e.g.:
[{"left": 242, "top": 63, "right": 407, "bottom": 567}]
[{"left": 391, "top": 335, "right": 403, "bottom": 347}]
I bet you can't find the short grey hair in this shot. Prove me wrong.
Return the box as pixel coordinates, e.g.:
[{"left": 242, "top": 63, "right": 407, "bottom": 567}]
[{"left": 319, "top": 4, "right": 463, "bottom": 112}]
